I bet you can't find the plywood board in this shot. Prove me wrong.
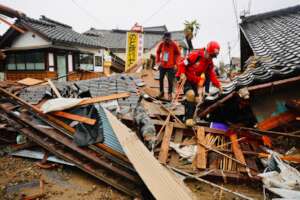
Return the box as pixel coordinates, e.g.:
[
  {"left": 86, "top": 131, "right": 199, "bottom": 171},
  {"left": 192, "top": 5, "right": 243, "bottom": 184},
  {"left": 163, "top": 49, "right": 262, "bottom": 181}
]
[
  {"left": 79, "top": 92, "right": 130, "bottom": 106},
  {"left": 17, "top": 77, "right": 43, "bottom": 86},
  {"left": 104, "top": 108, "right": 195, "bottom": 200}
]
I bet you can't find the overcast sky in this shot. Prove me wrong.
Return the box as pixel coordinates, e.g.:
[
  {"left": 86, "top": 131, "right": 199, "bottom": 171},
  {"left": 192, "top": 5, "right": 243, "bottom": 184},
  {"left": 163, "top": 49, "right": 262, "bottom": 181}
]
[{"left": 0, "top": 0, "right": 299, "bottom": 63}]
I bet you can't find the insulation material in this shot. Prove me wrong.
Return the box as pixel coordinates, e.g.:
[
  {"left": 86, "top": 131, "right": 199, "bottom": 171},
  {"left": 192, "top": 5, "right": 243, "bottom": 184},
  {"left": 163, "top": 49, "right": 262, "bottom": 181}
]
[
  {"left": 41, "top": 98, "right": 83, "bottom": 113},
  {"left": 259, "top": 152, "right": 300, "bottom": 190},
  {"left": 170, "top": 142, "right": 197, "bottom": 163}
]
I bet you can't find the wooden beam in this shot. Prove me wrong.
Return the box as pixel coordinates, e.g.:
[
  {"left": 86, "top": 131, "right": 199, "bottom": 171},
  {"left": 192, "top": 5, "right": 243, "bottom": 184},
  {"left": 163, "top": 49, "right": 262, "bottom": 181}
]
[
  {"left": 257, "top": 111, "right": 296, "bottom": 131},
  {"left": 196, "top": 127, "right": 207, "bottom": 169},
  {"left": 0, "top": 16, "right": 25, "bottom": 33},
  {"left": 248, "top": 75, "right": 300, "bottom": 91},
  {"left": 51, "top": 111, "right": 96, "bottom": 125},
  {"left": 229, "top": 133, "right": 247, "bottom": 172},
  {"left": 0, "top": 4, "right": 24, "bottom": 18},
  {"left": 79, "top": 92, "right": 130, "bottom": 106},
  {"left": 47, "top": 79, "right": 61, "bottom": 98},
  {"left": 198, "top": 92, "right": 237, "bottom": 118},
  {"left": 258, "top": 153, "right": 300, "bottom": 163},
  {"left": 158, "top": 123, "right": 174, "bottom": 164},
  {"left": 151, "top": 119, "right": 226, "bottom": 135},
  {"left": 198, "top": 75, "right": 300, "bottom": 118}
]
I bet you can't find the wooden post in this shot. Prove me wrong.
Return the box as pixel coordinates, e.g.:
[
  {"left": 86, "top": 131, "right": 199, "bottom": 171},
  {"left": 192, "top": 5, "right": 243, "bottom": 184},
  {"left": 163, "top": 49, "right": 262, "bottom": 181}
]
[
  {"left": 47, "top": 79, "right": 62, "bottom": 98},
  {"left": 196, "top": 127, "right": 207, "bottom": 169},
  {"left": 158, "top": 123, "right": 174, "bottom": 164}
]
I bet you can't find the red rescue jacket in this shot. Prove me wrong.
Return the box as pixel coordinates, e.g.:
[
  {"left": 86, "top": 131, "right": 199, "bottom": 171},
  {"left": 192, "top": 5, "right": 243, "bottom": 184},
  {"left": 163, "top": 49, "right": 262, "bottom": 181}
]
[
  {"left": 177, "top": 48, "right": 221, "bottom": 88},
  {"left": 156, "top": 41, "right": 180, "bottom": 68}
]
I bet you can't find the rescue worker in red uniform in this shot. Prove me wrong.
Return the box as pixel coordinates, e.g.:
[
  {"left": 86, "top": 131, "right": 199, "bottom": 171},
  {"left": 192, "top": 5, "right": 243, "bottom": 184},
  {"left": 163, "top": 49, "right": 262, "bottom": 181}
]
[
  {"left": 177, "top": 41, "right": 223, "bottom": 126},
  {"left": 156, "top": 32, "right": 181, "bottom": 100}
]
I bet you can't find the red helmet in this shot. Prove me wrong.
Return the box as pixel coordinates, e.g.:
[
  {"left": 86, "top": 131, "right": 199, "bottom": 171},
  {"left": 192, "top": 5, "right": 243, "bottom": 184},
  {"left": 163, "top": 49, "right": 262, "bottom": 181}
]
[{"left": 206, "top": 41, "right": 220, "bottom": 56}]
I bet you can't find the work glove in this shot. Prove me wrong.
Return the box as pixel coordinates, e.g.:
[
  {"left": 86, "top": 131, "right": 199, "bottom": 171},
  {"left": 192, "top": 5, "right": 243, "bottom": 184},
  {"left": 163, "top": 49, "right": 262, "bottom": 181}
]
[{"left": 180, "top": 73, "right": 186, "bottom": 81}]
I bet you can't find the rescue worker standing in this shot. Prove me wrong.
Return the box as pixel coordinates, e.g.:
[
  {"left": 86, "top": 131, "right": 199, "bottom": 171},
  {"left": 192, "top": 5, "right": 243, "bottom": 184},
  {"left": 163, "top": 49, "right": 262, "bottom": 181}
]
[
  {"left": 177, "top": 41, "right": 223, "bottom": 126},
  {"left": 156, "top": 32, "right": 180, "bottom": 100}
]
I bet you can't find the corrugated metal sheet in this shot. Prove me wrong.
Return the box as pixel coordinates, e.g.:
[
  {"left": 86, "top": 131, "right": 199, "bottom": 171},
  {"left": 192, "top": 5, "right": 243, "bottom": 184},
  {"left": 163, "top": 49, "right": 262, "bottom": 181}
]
[{"left": 95, "top": 104, "right": 124, "bottom": 154}]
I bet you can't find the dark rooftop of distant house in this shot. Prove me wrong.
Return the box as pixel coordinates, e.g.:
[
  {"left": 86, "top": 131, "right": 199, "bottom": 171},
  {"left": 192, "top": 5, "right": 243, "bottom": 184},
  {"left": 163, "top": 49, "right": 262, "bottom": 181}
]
[{"left": 83, "top": 26, "right": 187, "bottom": 51}]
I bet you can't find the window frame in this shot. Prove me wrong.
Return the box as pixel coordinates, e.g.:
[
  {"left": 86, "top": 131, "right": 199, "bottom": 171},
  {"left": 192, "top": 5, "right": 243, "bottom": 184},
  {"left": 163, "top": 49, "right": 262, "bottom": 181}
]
[
  {"left": 78, "top": 53, "right": 94, "bottom": 71},
  {"left": 5, "top": 51, "right": 46, "bottom": 71}
]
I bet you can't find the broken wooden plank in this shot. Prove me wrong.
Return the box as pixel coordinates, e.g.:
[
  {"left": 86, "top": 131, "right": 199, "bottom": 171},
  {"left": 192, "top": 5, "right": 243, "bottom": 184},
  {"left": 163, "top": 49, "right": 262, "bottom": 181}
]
[
  {"left": 17, "top": 77, "right": 43, "bottom": 86},
  {"left": 159, "top": 122, "right": 174, "bottom": 164},
  {"left": 151, "top": 119, "right": 226, "bottom": 135},
  {"left": 79, "top": 92, "right": 130, "bottom": 106},
  {"left": 47, "top": 79, "right": 62, "bottom": 98},
  {"left": 229, "top": 133, "right": 247, "bottom": 172},
  {"left": 155, "top": 114, "right": 170, "bottom": 144},
  {"left": 257, "top": 111, "right": 296, "bottom": 131},
  {"left": 196, "top": 127, "right": 207, "bottom": 169},
  {"left": 51, "top": 111, "right": 96, "bottom": 125},
  {"left": 104, "top": 108, "right": 196, "bottom": 200}
]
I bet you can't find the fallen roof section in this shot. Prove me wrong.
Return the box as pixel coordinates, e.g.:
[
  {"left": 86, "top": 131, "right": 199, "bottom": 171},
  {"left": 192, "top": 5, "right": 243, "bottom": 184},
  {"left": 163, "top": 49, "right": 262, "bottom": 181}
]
[{"left": 104, "top": 108, "right": 197, "bottom": 200}]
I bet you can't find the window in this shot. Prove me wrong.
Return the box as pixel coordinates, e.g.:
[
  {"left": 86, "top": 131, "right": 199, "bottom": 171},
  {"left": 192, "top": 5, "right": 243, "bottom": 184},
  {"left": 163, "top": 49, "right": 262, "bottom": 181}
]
[
  {"left": 79, "top": 53, "right": 94, "bottom": 71},
  {"left": 95, "top": 55, "right": 102, "bottom": 66},
  {"left": 6, "top": 54, "right": 16, "bottom": 70},
  {"left": 6, "top": 52, "right": 45, "bottom": 71}
]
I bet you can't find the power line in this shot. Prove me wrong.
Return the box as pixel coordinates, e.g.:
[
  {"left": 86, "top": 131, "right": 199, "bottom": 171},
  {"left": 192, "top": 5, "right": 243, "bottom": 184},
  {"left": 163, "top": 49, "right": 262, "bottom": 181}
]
[
  {"left": 142, "top": 0, "right": 172, "bottom": 25},
  {"left": 71, "top": 0, "right": 105, "bottom": 27}
]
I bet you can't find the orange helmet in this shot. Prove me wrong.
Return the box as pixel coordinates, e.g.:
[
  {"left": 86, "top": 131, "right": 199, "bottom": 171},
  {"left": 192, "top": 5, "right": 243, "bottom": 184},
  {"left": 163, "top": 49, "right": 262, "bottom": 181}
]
[{"left": 206, "top": 41, "right": 220, "bottom": 56}]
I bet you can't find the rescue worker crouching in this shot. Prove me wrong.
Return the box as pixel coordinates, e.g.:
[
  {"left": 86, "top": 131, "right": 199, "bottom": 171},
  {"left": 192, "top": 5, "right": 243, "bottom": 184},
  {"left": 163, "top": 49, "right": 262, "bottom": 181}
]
[{"left": 177, "top": 41, "right": 223, "bottom": 127}]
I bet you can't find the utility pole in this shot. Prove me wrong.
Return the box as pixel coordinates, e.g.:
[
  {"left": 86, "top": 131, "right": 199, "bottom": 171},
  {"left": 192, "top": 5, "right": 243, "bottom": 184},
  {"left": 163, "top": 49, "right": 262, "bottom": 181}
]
[{"left": 228, "top": 42, "right": 232, "bottom": 67}]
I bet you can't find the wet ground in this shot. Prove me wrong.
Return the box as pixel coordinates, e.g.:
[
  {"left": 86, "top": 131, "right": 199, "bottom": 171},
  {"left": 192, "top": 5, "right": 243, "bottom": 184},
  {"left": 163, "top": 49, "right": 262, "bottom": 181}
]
[{"left": 0, "top": 155, "right": 264, "bottom": 200}]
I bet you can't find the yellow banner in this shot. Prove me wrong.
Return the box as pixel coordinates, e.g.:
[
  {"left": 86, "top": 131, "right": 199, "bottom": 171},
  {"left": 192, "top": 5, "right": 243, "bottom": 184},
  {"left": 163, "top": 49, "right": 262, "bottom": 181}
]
[{"left": 125, "top": 32, "right": 139, "bottom": 71}]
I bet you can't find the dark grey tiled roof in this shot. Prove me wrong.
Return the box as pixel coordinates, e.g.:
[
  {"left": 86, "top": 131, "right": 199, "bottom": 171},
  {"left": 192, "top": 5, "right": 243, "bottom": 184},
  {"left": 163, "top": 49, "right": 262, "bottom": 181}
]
[
  {"left": 220, "top": 5, "right": 300, "bottom": 96},
  {"left": 19, "top": 16, "right": 104, "bottom": 48},
  {"left": 143, "top": 25, "right": 168, "bottom": 32},
  {"left": 19, "top": 74, "right": 141, "bottom": 108},
  {"left": 84, "top": 28, "right": 187, "bottom": 50}
]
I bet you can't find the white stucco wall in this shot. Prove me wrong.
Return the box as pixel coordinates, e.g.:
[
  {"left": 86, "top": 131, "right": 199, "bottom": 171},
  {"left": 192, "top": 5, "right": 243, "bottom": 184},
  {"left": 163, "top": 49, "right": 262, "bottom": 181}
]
[{"left": 11, "top": 31, "right": 51, "bottom": 48}]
